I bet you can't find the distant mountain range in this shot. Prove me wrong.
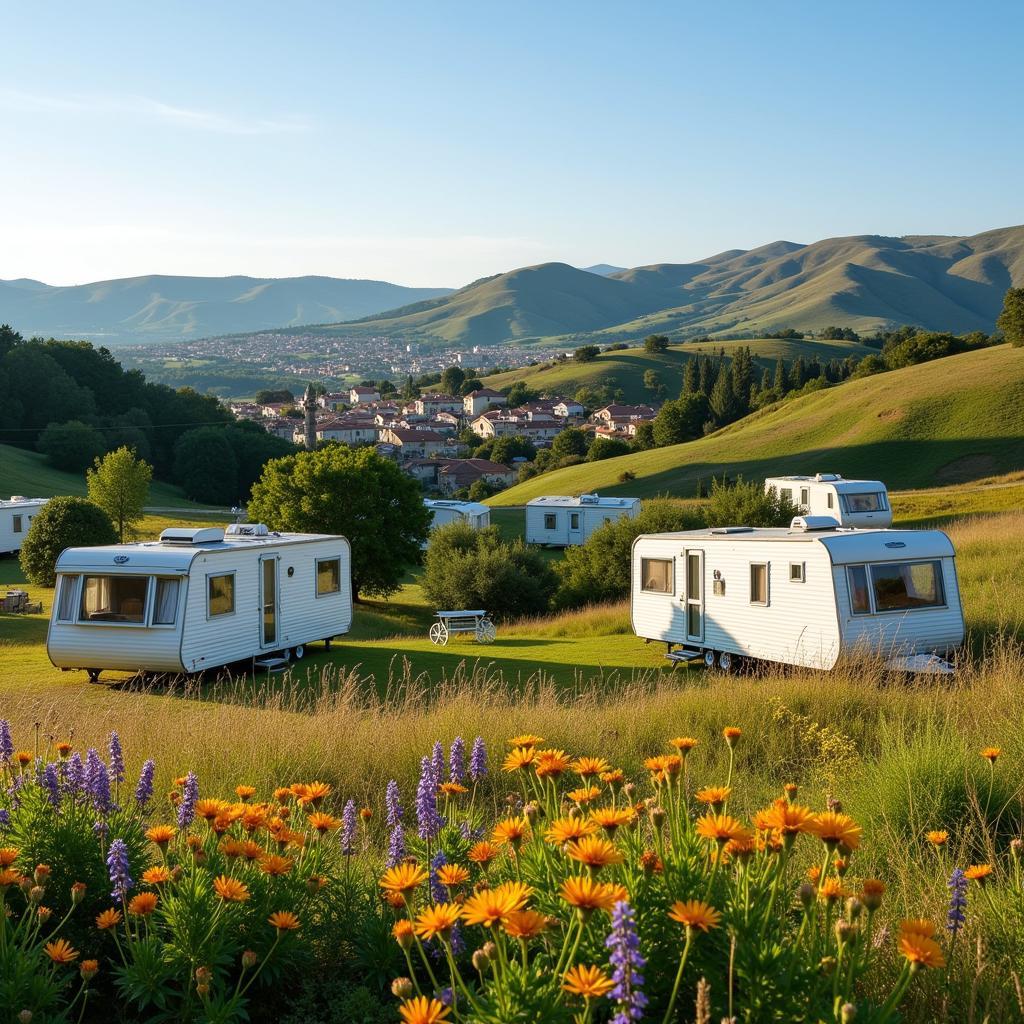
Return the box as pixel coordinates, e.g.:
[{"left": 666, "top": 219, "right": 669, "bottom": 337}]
[
  {"left": 3, "top": 224, "right": 1022, "bottom": 348},
  {"left": 0, "top": 275, "right": 453, "bottom": 343},
  {"left": 295, "top": 225, "right": 1024, "bottom": 346}
]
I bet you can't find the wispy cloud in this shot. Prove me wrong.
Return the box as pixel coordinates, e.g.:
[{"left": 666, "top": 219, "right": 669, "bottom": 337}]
[{"left": 0, "top": 88, "right": 311, "bottom": 135}]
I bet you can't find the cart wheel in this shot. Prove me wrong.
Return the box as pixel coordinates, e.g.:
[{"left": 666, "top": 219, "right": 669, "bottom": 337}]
[
  {"left": 702, "top": 650, "right": 716, "bottom": 669},
  {"left": 476, "top": 619, "right": 497, "bottom": 644},
  {"left": 717, "top": 651, "right": 735, "bottom": 673},
  {"left": 293, "top": 645, "right": 305, "bottom": 660},
  {"left": 429, "top": 622, "right": 448, "bottom": 646},
  {"left": 86, "top": 668, "right": 102, "bottom": 683}
]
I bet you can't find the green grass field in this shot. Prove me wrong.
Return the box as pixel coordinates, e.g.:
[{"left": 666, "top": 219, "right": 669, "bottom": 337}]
[
  {"left": 482, "top": 336, "right": 870, "bottom": 405},
  {"left": 0, "top": 443, "right": 203, "bottom": 508},
  {"left": 491, "top": 345, "right": 1024, "bottom": 504}
]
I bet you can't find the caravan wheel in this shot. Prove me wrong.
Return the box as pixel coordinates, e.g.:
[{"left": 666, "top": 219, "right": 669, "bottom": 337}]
[
  {"left": 717, "top": 651, "right": 735, "bottom": 673},
  {"left": 702, "top": 651, "right": 716, "bottom": 669},
  {"left": 292, "top": 645, "right": 305, "bottom": 660},
  {"left": 86, "top": 669, "right": 102, "bottom": 683}
]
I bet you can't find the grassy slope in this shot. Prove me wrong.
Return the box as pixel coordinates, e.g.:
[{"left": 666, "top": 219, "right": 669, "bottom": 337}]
[
  {"left": 490, "top": 345, "right": 1024, "bottom": 503},
  {"left": 482, "top": 337, "right": 871, "bottom": 404},
  {"left": 0, "top": 444, "right": 205, "bottom": 508}
]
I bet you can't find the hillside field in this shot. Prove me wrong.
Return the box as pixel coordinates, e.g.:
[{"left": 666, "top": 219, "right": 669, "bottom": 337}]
[
  {"left": 491, "top": 344, "right": 1024, "bottom": 503},
  {"left": 482, "top": 336, "right": 871, "bottom": 404}
]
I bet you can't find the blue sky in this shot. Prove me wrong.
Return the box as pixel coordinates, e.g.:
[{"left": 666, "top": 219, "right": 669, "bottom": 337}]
[{"left": 1, "top": 1, "right": 1020, "bottom": 286}]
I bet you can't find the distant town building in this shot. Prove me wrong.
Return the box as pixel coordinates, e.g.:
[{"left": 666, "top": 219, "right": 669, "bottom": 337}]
[
  {"left": 463, "top": 388, "right": 507, "bottom": 417},
  {"left": 349, "top": 385, "right": 381, "bottom": 405},
  {"left": 379, "top": 427, "right": 447, "bottom": 458}
]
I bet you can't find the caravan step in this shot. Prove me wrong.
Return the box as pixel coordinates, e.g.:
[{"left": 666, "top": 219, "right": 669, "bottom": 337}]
[
  {"left": 665, "top": 649, "right": 703, "bottom": 664},
  {"left": 254, "top": 656, "right": 290, "bottom": 673}
]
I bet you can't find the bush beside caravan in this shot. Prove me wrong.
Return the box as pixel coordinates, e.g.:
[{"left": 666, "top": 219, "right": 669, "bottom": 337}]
[
  {"left": 47, "top": 524, "right": 352, "bottom": 680},
  {"left": 631, "top": 520, "right": 963, "bottom": 673}
]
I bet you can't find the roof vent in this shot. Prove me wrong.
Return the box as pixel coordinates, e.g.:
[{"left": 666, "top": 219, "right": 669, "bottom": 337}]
[
  {"left": 160, "top": 527, "right": 225, "bottom": 545},
  {"left": 791, "top": 515, "right": 840, "bottom": 532},
  {"left": 579, "top": 493, "right": 599, "bottom": 505},
  {"left": 710, "top": 526, "right": 754, "bottom": 534},
  {"left": 225, "top": 523, "right": 269, "bottom": 537},
  {"left": 815, "top": 473, "right": 842, "bottom": 482}
]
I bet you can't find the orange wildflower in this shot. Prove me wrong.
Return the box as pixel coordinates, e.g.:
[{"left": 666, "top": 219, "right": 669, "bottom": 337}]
[
  {"left": 128, "top": 892, "right": 159, "bottom": 916},
  {"left": 95, "top": 908, "right": 122, "bottom": 929},
  {"left": 668, "top": 899, "right": 722, "bottom": 932},
  {"left": 44, "top": 938, "right": 79, "bottom": 964},
  {"left": 563, "top": 964, "right": 615, "bottom": 998},
  {"left": 213, "top": 876, "right": 250, "bottom": 902},
  {"left": 268, "top": 910, "right": 300, "bottom": 931}
]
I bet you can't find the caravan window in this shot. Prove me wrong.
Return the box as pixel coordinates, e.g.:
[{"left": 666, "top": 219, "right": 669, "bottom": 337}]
[
  {"left": 750, "top": 563, "right": 769, "bottom": 606},
  {"left": 870, "top": 561, "right": 944, "bottom": 611},
  {"left": 153, "top": 578, "right": 180, "bottom": 625},
  {"left": 842, "top": 492, "right": 887, "bottom": 513},
  {"left": 543, "top": 514, "right": 557, "bottom": 530},
  {"left": 570, "top": 513, "right": 580, "bottom": 530},
  {"left": 79, "top": 575, "right": 148, "bottom": 623},
  {"left": 316, "top": 557, "right": 341, "bottom": 596},
  {"left": 12, "top": 515, "right": 22, "bottom": 533},
  {"left": 56, "top": 575, "right": 79, "bottom": 621},
  {"left": 800, "top": 487, "right": 810, "bottom": 507},
  {"left": 207, "top": 573, "right": 235, "bottom": 617},
  {"left": 641, "top": 558, "right": 673, "bottom": 594},
  {"left": 847, "top": 566, "right": 871, "bottom": 614}
]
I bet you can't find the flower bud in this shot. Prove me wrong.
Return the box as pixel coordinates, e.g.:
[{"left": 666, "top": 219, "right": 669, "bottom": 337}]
[
  {"left": 28, "top": 886, "right": 44, "bottom": 904},
  {"left": 18, "top": 1011, "right": 32, "bottom": 1024},
  {"left": 196, "top": 983, "right": 210, "bottom": 998},
  {"left": 819, "top": 956, "right": 837, "bottom": 975},
  {"left": 34, "top": 865, "right": 51, "bottom": 885},
  {"left": 834, "top": 858, "right": 848, "bottom": 877},
  {"left": 195, "top": 966, "right": 213, "bottom": 984},
  {"left": 171, "top": 865, "right": 184, "bottom": 882},
  {"left": 841, "top": 1003, "right": 857, "bottom": 1023},
  {"left": 241, "top": 950, "right": 258, "bottom": 969},
  {"left": 80, "top": 960, "right": 99, "bottom": 982},
  {"left": 472, "top": 949, "right": 490, "bottom": 973},
  {"left": 798, "top": 882, "right": 815, "bottom": 909},
  {"left": 360, "top": 807, "right": 373, "bottom": 821},
  {"left": 523, "top": 803, "right": 539, "bottom": 825},
  {"left": 481, "top": 941, "right": 497, "bottom": 960},
  {"left": 622, "top": 782, "right": 636, "bottom": 800},
  {"left": 391, "top": 977, "right": 414, "bottom": 1000},
  {"left": 827, "top": 797, "right": 842, "bottom": 813},
  {"left": 1012, "top": 838, "right": 1023, "bottom": 858},
  {"left": 649, "top": 806, "right": 666, "bottom": 829},
  {"left": 567, "top": 804, "right": 581, "bottom": 819},
  {"left": 71, "top": 882, "right": 87, "bottom": 905},
  {"left": 37, "top": 906, "right": 52, "bottom": 924},
  {"left": 845, "top": 896, "right": 863, "bottom": 921},
  {"left": 835, "top": 919, "right": 855, "bottom": 945},
  {"left": 306, "top": 875, "right": 325, "bottom": 895}
]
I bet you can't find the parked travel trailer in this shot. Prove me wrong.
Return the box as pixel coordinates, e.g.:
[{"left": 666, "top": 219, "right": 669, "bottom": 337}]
[
  {"left": 631, "top": 518, "right": 963, "bottom": 673},
  {"left": 47, "top": 524, "right": 352, "bottom": 680},
  {"left": 764, "top": 473, "right": 892, "bottom": 528},
  {"left": 0, "top": 497, "right": 48, "bottom": 555},
  {"left": 525, "top": 494, "right": 641, "bottom": 547},
  {"left": 424, "top": 499, "right": 491, "bottom": 531}
]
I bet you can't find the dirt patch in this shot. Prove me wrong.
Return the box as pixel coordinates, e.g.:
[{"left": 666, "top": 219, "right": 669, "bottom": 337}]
[
  {"left": 934, "top": 454, "right": 998, "bottom": 484},
  {"left": 876, "top": 408, "right": 904, "bottom": 421}
]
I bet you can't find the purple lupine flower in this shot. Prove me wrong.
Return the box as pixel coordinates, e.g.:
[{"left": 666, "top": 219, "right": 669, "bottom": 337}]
[
  {"left": 449, "top": 737, "right": 465, "bottom": 784},
  {"left": 429, "top": 849, "right": 448, "bottom": 903},
  {"left": 135, "top": 759, "right": 155, "bottom": 807},
  {"left": 437, "top": 987, "right": 454, "bottom": 1007},
  {"left": 93, "top": 820, "right": 108, "bottom": 839},
  {"left": 341, "top": 799, "right": 357, "bottom": 856},
  {"left": 458, "top": 820, "right": 484, "bottom": 842},
  {"left": 0, "top": 808, "right": 9, "bottom": 830},
  {"left": 431, "top": 741, "right": 445, "bottom": 787},
  {"left": 947, "top": 868, "right": 968, "bottom": 935},
  {"left": 42, "top": 763, "right": 61, "bottom": 808},
  {"left": 469, "top": 737, "right": 487, "bottom": 782},
  {"left": 106, "top": 838, "right": 133, "bottom": 900},
  {"left": 177, "top": 771, "right": 199, "bottom": 830},
  {"left": 0, "top": 721, "right": 12, "bottom": 764},
  {"left": 65, "top": 752, "right": 85, "bottom": 795},
  {"left": 605, "top": 901, "right": 647, "bottom": 1024},
  {"left": 108, "top": 731, "right": 125, "bottom": 784},
  {"left": 385, "top": 779, "right": 403, "bottom": 829},
  {"left": 386, "top": 823, "right": 406, "bottom": 867},
  {"left": 416, "top": 756, "right": 443, "bottom": 841},
  {"left": 85, "top": 748, "right": 112, "bottom": 814},
  {"left": 449, "top": 921, "right": 465, "bottom": 955}
]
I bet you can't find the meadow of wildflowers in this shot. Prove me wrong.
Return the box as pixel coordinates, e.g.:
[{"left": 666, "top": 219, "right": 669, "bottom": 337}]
[{"left": 1, "top": 716, "right": 1019, "bottom": 1023}]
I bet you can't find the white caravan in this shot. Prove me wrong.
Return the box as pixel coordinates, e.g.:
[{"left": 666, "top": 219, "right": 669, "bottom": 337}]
[
  {"left": 47, "top": 524, "right": 352, "bottom": 681},
  {"left": 424, "top": 499, "right": 491, "bottom": 531},
  {"left": 764, "top": 473, "right": 892, "bottom": 528},
  {"left": 631, "top": 519, "right": 963, "bottom": 673},
  {"left": 526, "top": 494, "right": 641, "bottom": 547},
  {"left": 0, "top": 497, "right": 48, "bottom": 555}
]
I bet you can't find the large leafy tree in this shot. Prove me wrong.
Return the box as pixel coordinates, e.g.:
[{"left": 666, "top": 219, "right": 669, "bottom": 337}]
[
  {"left": 20, "top": 497, "right": 117, "bottom": 587},
  {"left": 36, "top": 420, "right": 106, "bottom": 472},
  {"left": 996, "top": 287, "right": 1024, "bottom": 347},
  {"left": 248, "top": 445, "right": 431, "bottom": 600},
  {"left": 173, "top": 428, "right": 239, "bottom": 505},
  {"left": 652, "top": 394, "right": 710, "bottom": 447},
  {"left": 86, "top": 446, "right": 153, "bottom": 542}
]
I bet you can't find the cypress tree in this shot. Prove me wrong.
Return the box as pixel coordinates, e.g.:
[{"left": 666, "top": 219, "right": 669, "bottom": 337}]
[
  {"left": 731, "top": 346, "right": 753, "bottom": 415},
  {"left": 681, "top": 357, "right": 698, "bottom": 395},
  {"left": 789, "top": 356, "right": 806, "bottom": 390},
  {"left": 709, "top": 363, "right": 738, "bottom": 424},
  {"left": 698, "top": 355, "right": 713, "bottom": 396},
  {"left": 773, "top": 356, "right": 788, "bottom": 394}
]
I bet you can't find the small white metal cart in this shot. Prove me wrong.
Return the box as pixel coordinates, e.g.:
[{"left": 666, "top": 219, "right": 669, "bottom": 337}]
[{"left": 429, "top": 609, "right": 497, "bottom": 646}]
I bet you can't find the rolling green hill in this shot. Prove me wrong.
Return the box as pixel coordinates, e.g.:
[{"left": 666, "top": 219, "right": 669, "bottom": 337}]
[
  {"left": 295, "top": 224, "right": 1024, "bottom": 346},
  {"left": 482, "top": 337, "right": 871, "bottom": 404},
  {"left": 0, "top": 444, "right": 203, "bottom": 508},
  {"left": 490, "top": 345, "right": 1024, "bottom": 503}
]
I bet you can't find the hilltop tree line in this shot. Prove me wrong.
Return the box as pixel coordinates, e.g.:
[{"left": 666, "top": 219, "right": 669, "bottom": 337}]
[{"left": 0, "top": 325, "right": 294, "bottom": 505}]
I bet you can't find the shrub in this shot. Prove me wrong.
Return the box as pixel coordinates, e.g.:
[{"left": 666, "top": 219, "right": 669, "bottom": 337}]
[
  {"left": 703, "top": 476, "right": 800, "bottom": 528},
  {"left": 19, "top": 496, "right": 117, "bottom": 587},
  {"left": 573, "top": 345, "right": 600, "bottom": 363},
  {"left": 556, "top": 499, "right": 703, "bottom": 608},
  {"left": 586, "top": 436, "right": 630, "bottom": 461},
  {"left": 86, "top": 446, "right": 152, "bottom": 542},
  {"left": 422, "top": 522, "right": 558, "bottom": 620},
  {"left": 35, "top": 419, "right": 106, "bottom": 472}
]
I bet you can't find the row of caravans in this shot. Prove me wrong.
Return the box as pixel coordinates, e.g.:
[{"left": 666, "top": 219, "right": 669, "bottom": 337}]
[
  {"left": 40, "top": 471, "right": 962, "bottom": 680},
  {"left": 0, "top": 497, "right": 48, "bottom": 555}
]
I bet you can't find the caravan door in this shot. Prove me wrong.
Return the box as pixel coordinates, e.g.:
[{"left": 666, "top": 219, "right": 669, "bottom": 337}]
[
  {"left": 684, "top": 549, "right": 704, "bottom": 642},
  {"left": 260, "top": 556, "right": 279, "bottom": 648},
  {"left": 568, "top": 511, "right": 583, "bottom": 545}
]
